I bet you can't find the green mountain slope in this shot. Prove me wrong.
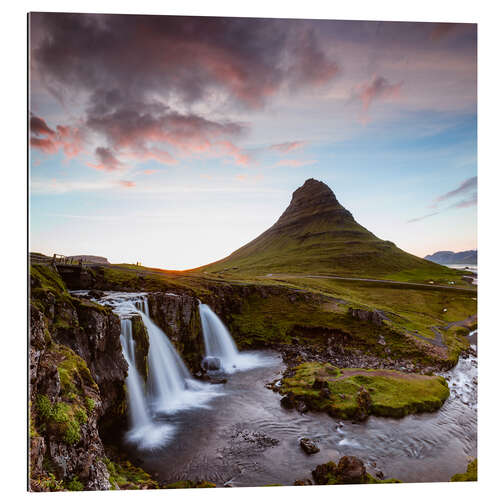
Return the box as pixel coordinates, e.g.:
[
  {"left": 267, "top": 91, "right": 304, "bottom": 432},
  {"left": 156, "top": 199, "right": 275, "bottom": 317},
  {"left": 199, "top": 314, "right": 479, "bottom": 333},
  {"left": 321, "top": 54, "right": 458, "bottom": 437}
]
[{"left": 201, "top": 179, "right": 457, "bottom": 280}]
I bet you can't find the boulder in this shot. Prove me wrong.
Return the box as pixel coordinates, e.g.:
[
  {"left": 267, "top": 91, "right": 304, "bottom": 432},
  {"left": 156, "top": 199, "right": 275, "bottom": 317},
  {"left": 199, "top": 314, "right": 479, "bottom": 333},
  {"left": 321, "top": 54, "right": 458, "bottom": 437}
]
[
  {"left": 300, "top": 438, "right": 320, "bottom": 454},
  {"left": 336, "top": 456, "right": 367, "bottom": 484},
  {"left": 202, "top": 356, "right": 222, "bottom": 371}
]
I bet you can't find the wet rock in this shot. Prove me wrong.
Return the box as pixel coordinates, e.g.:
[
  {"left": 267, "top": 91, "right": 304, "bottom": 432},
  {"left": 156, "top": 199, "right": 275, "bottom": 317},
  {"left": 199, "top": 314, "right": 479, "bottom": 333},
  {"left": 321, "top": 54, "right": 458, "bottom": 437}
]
[
  {"left": 296, "top": 400, "right": 309, "bottom": 414},
  {"left": 202, "top": 356, "right": 221, "bottom": 371},
  {"left": 280, "top": 394, "right": 295, "bottom": 409},
  {"left": 376, "top": 470, "right": 384, "bottom": 479},
  {"left": 312, "top": 461, "right": 337, "bottom": 485},
  {"left": 300, "top": 438, "right": 320, "bottom": 454},
  {"left": 294, "top": 479, "right": 313, "bottom": 486},
  {"left": 336, "top": 456, "right": 367, "bottom": 484}
]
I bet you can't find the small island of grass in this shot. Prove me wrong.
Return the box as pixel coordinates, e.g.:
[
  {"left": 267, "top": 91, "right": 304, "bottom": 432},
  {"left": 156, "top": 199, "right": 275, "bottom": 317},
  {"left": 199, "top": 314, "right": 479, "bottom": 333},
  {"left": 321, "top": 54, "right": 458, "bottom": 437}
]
[{"left": 279, "top": 362, "right": 449, "bottom": 420}]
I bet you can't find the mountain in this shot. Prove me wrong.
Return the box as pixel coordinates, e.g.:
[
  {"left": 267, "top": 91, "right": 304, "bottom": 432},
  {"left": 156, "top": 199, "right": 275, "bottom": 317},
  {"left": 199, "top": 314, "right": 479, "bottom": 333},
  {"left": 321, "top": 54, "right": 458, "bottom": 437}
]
[
  {"left": 425, "top": 250, "right": 477, "bottom": 265},
  {"left": 201, "top": 178, "right": 448, "bottom": 278}
]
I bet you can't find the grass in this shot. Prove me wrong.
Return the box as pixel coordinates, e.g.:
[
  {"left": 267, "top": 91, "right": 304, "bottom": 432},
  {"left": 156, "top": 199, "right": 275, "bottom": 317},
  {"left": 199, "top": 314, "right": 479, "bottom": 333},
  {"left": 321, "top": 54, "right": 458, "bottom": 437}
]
[
  {"left": 164, "top": 480, "right": 216, "bottom": 489},
  {"left": 104, "top": 457, "right": 159, "bottom": 490},
  {"left": 451, "top": 459, "right": 477, "bottom": 482},
  {"left": 280, "top": 362, "right": 450, "bottom": 419}
]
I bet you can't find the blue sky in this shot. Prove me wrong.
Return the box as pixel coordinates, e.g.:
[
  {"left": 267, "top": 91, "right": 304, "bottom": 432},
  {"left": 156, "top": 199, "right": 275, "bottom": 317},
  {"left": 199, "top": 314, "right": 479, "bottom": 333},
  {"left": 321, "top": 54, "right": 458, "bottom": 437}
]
[{"left": 29, "top": 14, "right": 477, "bottom": 269}]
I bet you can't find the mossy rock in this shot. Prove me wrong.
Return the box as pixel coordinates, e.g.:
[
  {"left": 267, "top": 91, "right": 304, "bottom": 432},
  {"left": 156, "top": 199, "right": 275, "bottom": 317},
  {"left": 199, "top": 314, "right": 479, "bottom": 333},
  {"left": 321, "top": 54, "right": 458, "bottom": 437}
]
[
  {"left": 104, "top": 457, "right": 159, "bottom": 490},
  {"left": 280, "top": 362, "right": 449, "bottom": 420},
  {"left": 131, "top": 315, "right": 149, "bottom": 383},
  {"left": 164, "top": 480, "right": 216, "bottom": 489},
  {"left": 451, "top": 459, "right": 477, "bottom": 482}
]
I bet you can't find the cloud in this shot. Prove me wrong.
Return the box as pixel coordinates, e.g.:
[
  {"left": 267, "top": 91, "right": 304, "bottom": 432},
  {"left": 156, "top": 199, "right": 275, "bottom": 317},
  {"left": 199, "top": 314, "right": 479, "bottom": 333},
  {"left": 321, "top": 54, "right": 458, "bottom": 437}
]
[
  {"left": 30, "top": 114, "right": 83, "bottom": 158},
  {"left": 270, "top": 140, "right": 306, "bottom": 154},
  {"left": 407, "top": 212, "right": 439, "bottom": 223},
  {"left": 142, "top": 169, "right": 158, "bottom": 175},
  {"left": 409, "top": 177, "right": 477, "bottom": 223},
  {"left": 450, "top": 191, "right": 477, "bottom": 209},
  {"left": 434, "top": 176, "right": 477, "bottom": 204},
  {"left": 355, "top": 75, "right": 403, "bottom": 113},
  {"left": 30, "top": 14, "right": 341, "bottom": 169},
  {"left": 118, "top": 180, "right": 136, "bottom": 188},
  {"left": 430, "top": 23, "right": 457, "bottom": 41},
  {"left": 87, "top": 147, "right": 124, "bottom": 172}
]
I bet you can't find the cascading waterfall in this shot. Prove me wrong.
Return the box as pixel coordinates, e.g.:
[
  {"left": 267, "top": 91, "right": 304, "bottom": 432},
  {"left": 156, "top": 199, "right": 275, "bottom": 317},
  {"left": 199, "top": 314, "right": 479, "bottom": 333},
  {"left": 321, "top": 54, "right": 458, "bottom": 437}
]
[
  {"left": 92, "top": 292, "right": 219, "bottom": 450},
  {"left": 120, "top": 318, "right": 151, "bottom": 431},
  {"left": 199, "top": 303, "right": 265, "bottom": 373}
]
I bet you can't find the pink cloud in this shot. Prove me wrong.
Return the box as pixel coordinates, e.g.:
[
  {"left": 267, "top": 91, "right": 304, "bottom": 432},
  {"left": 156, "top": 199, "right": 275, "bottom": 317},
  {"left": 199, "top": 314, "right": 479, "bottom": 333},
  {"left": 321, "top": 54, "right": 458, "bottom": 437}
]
[
  {"left": 356, "top": 75, "right": 403, "bottom": 112},
  {"left": 30, "top": 114, "right": 84, "bottom": 158},
  {"left": 430, "top": 23, "right": 457, "bottom": 41},
  {"left": 118, "top": 180, "right": 135, "bottom": 188},
  {"left": 142, "top": 169, "right": 158, "bottom": 175},
  {"left": 87, "top": 147, "right": 124, "bottom": 172},
  {"left": 270, "top": 140, "right": 306, "bottom": 154}
]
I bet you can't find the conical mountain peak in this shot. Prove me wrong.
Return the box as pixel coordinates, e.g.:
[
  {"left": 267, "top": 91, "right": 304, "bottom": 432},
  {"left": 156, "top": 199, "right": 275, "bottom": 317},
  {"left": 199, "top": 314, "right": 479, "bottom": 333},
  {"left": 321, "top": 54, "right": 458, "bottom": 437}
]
[
  {"left": 203, "top": 178, "right": 438, "bottom": 278},
  {"left": 276, "top": 178, "right": 351, "bottom": 228}
]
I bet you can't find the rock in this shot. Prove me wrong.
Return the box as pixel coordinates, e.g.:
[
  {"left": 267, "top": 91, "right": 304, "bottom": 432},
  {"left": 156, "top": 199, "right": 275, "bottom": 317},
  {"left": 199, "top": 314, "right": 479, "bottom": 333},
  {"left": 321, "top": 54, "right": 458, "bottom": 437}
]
[
  {"left": 355, "top": 386, "right": 372, "bottom": 421},
  {"left": 336, "top": 456, "right": 367, "bottom": 484},
  {"left": 312, "top": 461, "right": 337, "bottom": 485},
  {"left": 300, "top": 438, "right": 320, "bottom": 454},
  {"left": 294, "top": 479, "right": 313, "bottom": 486},
  {"left": 296, "top": 400, "right": 309, "bottom": 414},
  {"left": 378, "top": 335, "right": 386, "bottom": 346},
  {"left": 280, "top": 394, "right": 295, "bottom": 409},
  {"left": 202, "top": 356, "right": 221, "bottom": 371},
  {"left": 147, "top": 292, "right": 204, "bottom": 372}
]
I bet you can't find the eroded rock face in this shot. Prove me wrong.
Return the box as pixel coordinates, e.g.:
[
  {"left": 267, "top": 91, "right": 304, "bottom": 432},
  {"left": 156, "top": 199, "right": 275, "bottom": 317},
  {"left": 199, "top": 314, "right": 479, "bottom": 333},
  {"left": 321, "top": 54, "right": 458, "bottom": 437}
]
[
  {"left": 147, "top": 292, "right": 204, "bottom": 371},
  {"left": 29, "top": 265, "right": 128, "bottom": 491},
  {"left": 50, "top": 298, "right": 128, "bottom": 438}
]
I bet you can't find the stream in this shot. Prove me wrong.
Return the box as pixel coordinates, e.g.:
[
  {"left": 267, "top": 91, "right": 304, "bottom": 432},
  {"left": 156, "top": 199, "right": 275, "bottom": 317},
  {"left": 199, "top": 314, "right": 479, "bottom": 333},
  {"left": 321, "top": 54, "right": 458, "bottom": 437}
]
[
  {"left": 130, "top": 348, "right": 477, "bottom": 486},
  {"left": 73, "top": 290, "right": 477, "bottom": 486}
]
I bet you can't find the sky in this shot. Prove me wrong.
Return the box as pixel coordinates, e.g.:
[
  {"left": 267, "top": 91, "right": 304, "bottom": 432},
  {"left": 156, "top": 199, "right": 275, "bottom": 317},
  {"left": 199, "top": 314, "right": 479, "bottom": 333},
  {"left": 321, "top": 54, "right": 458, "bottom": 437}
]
[{"left": 29, "top": 13, "right": 477, "bottom": 270}]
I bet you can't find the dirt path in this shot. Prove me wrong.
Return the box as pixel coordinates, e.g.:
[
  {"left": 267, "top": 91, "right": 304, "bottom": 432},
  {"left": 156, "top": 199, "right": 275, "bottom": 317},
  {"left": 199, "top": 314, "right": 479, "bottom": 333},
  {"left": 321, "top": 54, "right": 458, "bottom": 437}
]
[{"left": 262, "top": 273, "right": 476, "bottom": 293}]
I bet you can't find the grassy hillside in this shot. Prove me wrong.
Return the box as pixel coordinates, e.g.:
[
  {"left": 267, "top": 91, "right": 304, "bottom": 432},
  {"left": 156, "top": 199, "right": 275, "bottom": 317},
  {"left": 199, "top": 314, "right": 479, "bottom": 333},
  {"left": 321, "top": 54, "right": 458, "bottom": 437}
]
[{"left": 200, "top": 179, "right": 466, "bottom": 282}]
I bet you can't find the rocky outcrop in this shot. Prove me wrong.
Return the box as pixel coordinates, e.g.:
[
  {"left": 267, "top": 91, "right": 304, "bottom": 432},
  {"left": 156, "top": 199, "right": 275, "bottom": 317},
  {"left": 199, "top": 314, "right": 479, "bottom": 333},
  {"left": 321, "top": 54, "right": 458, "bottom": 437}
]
[
  {"left": 29, "top": 264, "right": 129, "bottom": 491},
  {"left": 348, "top": 307, "right": 386, "bottom": 326},
  {"left": 311, "top": 456, "right": 399, "bottom": 485},
  {"left": 131, "top": 315, "right": 149, "bottom": 383},
  {"left": 147, "top": 292, "right": 203, "bottom": 370}
]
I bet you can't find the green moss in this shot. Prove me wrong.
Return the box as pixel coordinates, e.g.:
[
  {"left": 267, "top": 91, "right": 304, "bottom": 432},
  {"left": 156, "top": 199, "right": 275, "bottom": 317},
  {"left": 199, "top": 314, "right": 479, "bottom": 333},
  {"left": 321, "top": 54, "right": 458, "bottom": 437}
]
[
  {"left": 32, "top": 472, "right": 64, "bottom": 492},
  {"left": 451, "top": 459, "right": 477, "bottom": 482},
  {"left": 280, "top": 362, "right": 449, "bottom": 420},
  {"left": 85, "top": 397, "right": 96, "bottom": 414},
  {"left": 66, "top": 476, "right": 84, "bottom": 491},
  {"left": 164, "top": 480, "right": 216, "bottom": 489},
  {"left": 36, "top": 395, "right": 84, "bottom": 445},
  {"left": 131, "top": 315, "right": 149, "bottom": 383},
  {"left": 104, "top": 457, "right": 159, "bottom": 490}
]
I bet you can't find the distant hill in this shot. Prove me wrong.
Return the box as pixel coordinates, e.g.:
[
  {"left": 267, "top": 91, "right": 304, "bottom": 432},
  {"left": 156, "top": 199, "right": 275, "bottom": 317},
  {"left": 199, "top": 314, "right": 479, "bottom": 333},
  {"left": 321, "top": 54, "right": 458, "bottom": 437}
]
[
  {"left": 200, "top": 178, "right": 449, "bottom": 279},
  {"left": 424, "top": 250, "right": 477, "bottom": 265}
]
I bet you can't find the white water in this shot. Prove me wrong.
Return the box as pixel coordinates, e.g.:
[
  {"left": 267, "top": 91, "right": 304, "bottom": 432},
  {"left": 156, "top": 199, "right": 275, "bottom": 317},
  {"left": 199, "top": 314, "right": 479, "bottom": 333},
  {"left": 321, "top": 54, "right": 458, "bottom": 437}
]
[
  {"left": 199, "top": 303, "right": 268, "bottom": 374},
  {"left": 88, "top": 292, "right": 220, "bottom": 449}
]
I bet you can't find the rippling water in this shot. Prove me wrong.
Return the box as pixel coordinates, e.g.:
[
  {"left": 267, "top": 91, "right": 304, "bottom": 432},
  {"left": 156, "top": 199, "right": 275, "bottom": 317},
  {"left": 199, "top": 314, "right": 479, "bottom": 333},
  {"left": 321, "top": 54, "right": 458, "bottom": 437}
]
[{"left": 129, "top": 349, "right": 477, "bottom": 486}]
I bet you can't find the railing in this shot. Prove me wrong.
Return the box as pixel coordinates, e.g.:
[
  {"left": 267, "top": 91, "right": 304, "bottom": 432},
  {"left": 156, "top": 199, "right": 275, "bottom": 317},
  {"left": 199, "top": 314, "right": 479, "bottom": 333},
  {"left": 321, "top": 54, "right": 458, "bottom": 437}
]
[{"left": 51, "top": 254, "right": 85, "bottom": 267}]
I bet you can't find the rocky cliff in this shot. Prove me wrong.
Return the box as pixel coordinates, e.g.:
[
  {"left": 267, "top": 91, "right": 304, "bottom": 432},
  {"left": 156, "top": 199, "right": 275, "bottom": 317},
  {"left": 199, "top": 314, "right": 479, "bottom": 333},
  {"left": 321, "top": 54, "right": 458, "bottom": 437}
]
[
  {"left": 29, "top": 264, "right": 128, "bottom": 491},
  {"left": 147, "top": 292, "right": 204, "bottom": 371}
]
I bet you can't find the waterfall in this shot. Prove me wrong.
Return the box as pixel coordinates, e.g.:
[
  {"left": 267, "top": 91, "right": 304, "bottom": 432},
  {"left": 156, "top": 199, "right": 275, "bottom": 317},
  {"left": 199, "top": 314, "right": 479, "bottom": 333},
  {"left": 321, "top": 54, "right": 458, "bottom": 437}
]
[
  {"left": 93, "top": 292, "right": 219, "bottom": 450},
  {"left": 120, "top": 319, "right": 151, "bottom": 430},
  {"left": 199, "top": 304, "right": 264, "bottom": 373}
]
